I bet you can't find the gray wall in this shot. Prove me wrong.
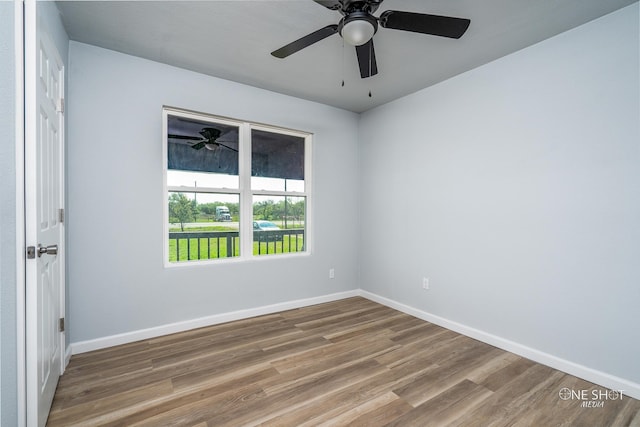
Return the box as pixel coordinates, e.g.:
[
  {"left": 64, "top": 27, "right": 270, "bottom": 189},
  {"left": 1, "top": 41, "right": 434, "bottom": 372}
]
[
  {"left": 66, "top": 42, "right": 360, "bottom": 343},
  {"left": 359, "top": 3, "right": 639, "bottom": 385},
  {"left": 1, "top": 2, "right": 17, "bottom": 424}
]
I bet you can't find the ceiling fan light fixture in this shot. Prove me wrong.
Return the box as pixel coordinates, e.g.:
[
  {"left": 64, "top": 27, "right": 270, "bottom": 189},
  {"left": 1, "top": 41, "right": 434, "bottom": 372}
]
[
  {"left": 339, "top": 12, "right": 378, "bottom": 46},
  {"left": 341, "top": 19, "right": 375, "bottom": 45}
]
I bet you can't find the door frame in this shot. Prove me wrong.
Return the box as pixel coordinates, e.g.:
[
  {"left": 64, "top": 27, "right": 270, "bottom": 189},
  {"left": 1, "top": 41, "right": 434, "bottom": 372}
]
[{"left": 16, "top": 0, "right": 27, "bottom": 425}]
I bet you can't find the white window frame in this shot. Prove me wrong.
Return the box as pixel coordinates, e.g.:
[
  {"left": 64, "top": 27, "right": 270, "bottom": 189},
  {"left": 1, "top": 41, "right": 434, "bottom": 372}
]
[{"left": 163, "top": 107, "right": 312, "bottom": 267}]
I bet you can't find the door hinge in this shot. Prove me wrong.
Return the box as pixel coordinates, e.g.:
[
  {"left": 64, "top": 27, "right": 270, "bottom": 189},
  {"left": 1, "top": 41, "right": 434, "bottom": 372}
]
[
  {"left": 59, "top": 208, "right": 65, "bottom": 224},
  {"left": 59, "top": 318, "right": 65, "bottom": 332},
  {"left": 57, "top": 98, "right": 65, "bottom": 114},
  {"left": 27, "top": 246, "right": 36, "bottom": 259}
]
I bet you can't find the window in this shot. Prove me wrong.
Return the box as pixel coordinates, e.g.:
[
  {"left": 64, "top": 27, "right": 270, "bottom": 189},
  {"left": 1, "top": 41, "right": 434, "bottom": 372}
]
[{"left": 163, "top": 108, "right": 311, "bottom": 265}]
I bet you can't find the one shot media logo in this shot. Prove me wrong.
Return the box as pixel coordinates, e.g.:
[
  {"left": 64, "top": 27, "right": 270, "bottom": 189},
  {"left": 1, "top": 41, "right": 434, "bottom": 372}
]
[{"left": 558, "top": 387, "right": 624, "bottom": 408}]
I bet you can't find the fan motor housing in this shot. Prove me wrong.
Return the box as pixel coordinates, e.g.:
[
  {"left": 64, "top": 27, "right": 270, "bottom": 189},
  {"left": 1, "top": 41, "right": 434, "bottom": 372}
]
[{"left": 340, "top": 0, "right": 382, "bottom": 15}]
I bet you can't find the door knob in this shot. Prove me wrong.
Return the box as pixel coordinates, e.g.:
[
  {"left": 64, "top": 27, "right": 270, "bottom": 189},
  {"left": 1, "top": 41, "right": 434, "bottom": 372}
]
[{"left": 37, "top": 244, "right": 58, "bottom": 257}]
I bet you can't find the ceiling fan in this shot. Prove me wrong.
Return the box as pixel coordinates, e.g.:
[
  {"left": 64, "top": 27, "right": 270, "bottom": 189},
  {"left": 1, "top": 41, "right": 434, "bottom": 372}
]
[
  {"left": 168, "top": 127, "right": 238, "bottom": 152},
  {"left": 271, "top": 0, "right": 470, "bottom": 79}
]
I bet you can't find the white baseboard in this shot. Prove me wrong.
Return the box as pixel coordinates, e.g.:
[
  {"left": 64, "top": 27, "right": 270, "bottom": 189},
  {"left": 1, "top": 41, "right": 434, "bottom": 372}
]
[
  {"left": 70, "top": 290, "right": 359, "bottom": 355},
  {"left": 358, "top": 290, "right": 640, "bottom": 400}
]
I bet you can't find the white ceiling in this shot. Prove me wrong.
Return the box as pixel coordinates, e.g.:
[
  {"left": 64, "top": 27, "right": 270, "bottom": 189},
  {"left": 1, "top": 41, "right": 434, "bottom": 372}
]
[{"left": 56, "top": 0, "right": 637, "bottom": 113}]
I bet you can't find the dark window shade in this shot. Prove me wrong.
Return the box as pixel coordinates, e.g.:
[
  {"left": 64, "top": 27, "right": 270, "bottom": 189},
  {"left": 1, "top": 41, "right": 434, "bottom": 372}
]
[
  {"left": 251, "top": 129, "right": 304, "bottom": 181},
  {"left": 168, "top": 142, "right": 239, "bottom": 174},
  {"left": 167, "top": 114, "right": 239, "bottom": 175}
]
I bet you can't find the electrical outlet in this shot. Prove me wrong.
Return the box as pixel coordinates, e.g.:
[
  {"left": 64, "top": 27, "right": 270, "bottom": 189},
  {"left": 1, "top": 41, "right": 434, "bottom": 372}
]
[
  {"left": 329, "top": 268, "right": 335, "bottom": 279},
  {"left": 422, "top": 277, "right": 429, "bottom": 290}
]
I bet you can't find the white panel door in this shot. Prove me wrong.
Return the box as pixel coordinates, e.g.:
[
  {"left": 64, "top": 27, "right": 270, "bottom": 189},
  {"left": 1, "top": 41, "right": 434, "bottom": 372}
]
[{"left": 25, "top": 12, "right": 65, "bottom": 426}]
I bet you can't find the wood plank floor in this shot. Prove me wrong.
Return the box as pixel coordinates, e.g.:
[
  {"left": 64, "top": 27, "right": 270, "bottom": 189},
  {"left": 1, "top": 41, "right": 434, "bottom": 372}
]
[{"left": 48, "top": 297, "right": 640, "bottom": 426}]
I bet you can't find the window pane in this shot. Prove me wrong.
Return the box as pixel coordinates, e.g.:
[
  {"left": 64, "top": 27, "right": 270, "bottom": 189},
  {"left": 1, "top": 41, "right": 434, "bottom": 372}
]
[
  {"left": 168, "top": 114, "right": 239, "bottom": 189},
  {"left": 168, "top": 192, "right": 240, "bottom": 262},
  {"left": 251, "top": 129, "right": 304, "bottom": 191},
  {"left": 253, "top": 195, "right": 305, "bottom": 256}
]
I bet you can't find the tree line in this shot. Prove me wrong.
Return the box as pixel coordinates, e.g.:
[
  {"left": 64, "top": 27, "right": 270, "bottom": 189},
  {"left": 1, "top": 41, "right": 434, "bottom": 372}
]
[{"left": 169, "top": 193, "right": 305, "bottom": 231}]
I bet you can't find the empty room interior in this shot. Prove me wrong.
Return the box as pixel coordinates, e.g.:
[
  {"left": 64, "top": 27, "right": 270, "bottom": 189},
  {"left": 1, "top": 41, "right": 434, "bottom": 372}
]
[{"left": 1, "top": 0, "right": 639, "bottom": 425}]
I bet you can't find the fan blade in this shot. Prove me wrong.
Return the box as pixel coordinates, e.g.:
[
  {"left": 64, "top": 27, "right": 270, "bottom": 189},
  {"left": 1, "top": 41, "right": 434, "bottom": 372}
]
[
  {"left": 312, "top": 0, "right": 341, "bottom": 10},
  {"left": 168, "top": 134, "right": 203, "bottom": 141},
  {"left": 379, "top": 10, "right": 470, "bottom": 39},
  {"left": 355, "top": 39, "right": 378, "bottom": 78},
  {"left": 217, "top": 142, "right": 239, "bottom": 153},
  {"left": 191, "top": 141, "right": 206, "bottom": 150},
  {"left": 271, "top": 24, "right": 339, "bottom": 58}
]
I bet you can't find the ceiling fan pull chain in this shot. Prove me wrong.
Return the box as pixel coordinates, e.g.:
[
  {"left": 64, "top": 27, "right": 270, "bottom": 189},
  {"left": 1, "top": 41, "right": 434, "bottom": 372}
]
[
  {"left": 341, "top": 38, "right": 346, "bottom": 87},
  {"left": 369, "top": 41, "right": 372, "bottom": 76}
]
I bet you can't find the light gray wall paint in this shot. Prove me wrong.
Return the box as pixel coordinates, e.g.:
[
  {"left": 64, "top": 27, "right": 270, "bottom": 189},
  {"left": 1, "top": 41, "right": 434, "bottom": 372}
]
[
  {"left": 66, "top": 41, "right": 360, "bottom": 343},
  {"left": 1, "top": 2, "right": 17, "bottom": 424},
  {"left": 359, "top": 3, "right": 639, "bottom": 384}
]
